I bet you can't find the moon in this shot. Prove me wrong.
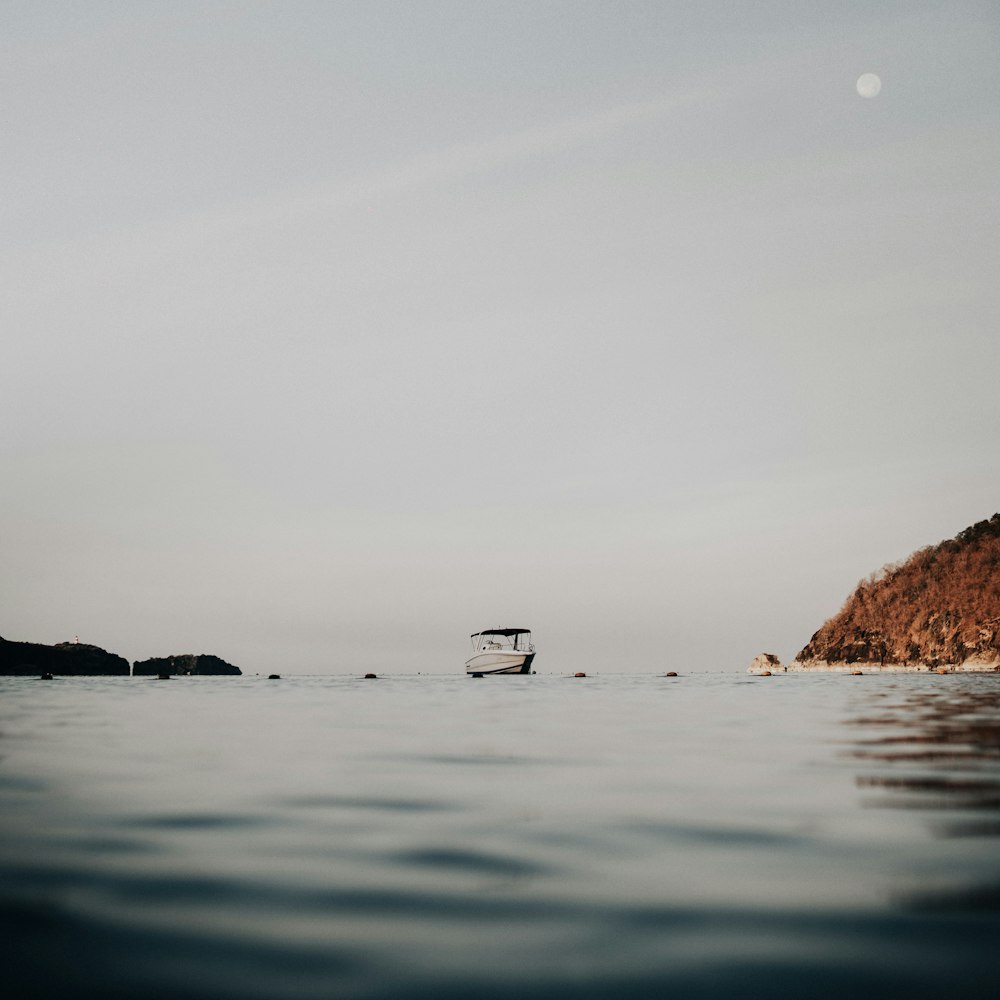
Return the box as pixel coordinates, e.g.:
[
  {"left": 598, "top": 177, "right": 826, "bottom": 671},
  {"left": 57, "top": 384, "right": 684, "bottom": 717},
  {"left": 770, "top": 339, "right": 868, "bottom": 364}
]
[{"left": 856, "top": 73, "right": 882, "bottom": 98}]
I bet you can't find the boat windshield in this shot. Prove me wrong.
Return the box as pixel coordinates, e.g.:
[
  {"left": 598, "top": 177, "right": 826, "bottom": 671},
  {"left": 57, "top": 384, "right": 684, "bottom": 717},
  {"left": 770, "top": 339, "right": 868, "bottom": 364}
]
[{"left": 470, "top": 629, "right": 532, "bottom": 651}]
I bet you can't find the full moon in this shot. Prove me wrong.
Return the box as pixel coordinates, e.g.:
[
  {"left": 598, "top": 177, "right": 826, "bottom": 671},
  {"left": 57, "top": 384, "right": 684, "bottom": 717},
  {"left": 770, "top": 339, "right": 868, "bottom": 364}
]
[{"left": 856, "top": 73, "right": 882, "bottom": 98}]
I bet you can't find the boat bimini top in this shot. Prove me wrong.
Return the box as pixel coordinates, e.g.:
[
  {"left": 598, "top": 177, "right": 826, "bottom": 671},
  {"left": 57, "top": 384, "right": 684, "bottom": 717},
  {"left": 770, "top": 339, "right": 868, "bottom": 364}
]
[{"left": 469, "top": 628, "right": 531, "bottom": 639}]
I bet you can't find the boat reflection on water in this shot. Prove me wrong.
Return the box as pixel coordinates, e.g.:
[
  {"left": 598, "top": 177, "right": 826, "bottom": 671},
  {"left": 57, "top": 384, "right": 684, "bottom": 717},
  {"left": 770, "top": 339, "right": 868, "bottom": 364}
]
[{"left": 845, "top": 678, "right": 1000, "bottom": 912}]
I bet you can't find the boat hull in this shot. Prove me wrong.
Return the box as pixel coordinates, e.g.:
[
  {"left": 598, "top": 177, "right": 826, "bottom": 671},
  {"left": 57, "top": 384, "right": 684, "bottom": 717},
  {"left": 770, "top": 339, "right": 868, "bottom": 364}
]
[{"left": 465, "top": 651, "right": 535, "bottom": 676}]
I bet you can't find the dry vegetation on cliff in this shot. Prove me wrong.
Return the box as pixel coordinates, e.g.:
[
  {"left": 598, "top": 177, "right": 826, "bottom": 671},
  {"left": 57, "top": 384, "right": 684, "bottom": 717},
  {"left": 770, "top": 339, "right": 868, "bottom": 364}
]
[{"left": 796, "top": 514, "right": 1000, "bottom": 667}]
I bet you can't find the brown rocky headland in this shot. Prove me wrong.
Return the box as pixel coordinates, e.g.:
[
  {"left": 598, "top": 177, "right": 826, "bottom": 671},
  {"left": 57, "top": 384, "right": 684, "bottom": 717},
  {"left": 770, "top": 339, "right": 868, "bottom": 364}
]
[{"left": 750, "top": 513, "right": 1000, "bottom": 674}]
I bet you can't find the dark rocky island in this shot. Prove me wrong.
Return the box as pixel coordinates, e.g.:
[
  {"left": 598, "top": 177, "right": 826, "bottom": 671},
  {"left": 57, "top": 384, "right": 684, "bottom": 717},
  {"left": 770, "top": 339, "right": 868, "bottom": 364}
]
[
  {"left": 0, "top": 637, "right": 131, "bottom": 676},
  {"left": 0, "top": 637, "right": 243, "bottom": 677},
  {"left": 750, "top": 514, "right": 1000, "bottom": 673},
  {"left": 132, "top": 654, "right": 242, "bottom": 676}
]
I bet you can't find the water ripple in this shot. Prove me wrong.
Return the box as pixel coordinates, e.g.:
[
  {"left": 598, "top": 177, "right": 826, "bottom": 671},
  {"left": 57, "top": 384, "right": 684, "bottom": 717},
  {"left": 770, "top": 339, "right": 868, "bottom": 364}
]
[
  {"left": 392, "top": 846, "right": 550, "bottom": 877},
  {"left": 282, "top": 795, "right": 455, "bottom": 813}
]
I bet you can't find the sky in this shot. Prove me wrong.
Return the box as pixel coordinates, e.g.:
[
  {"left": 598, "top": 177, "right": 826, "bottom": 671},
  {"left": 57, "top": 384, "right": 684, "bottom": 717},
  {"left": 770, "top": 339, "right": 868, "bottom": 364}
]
[{"left": 2, "top": 1, "right": 998, "bottom": 675}]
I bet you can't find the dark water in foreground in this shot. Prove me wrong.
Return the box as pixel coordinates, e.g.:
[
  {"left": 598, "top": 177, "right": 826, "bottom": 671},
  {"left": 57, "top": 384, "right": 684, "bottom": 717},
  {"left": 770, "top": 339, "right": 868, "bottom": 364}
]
[{"left": 1, "top": 672, "right": 998, "bottom": 999}]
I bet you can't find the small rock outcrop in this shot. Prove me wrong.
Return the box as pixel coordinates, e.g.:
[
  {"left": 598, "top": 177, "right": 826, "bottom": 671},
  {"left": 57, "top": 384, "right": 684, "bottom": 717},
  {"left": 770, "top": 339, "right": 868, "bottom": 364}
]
[
  {"left": 0, "top": 636, "right": 131, "bottom": 676},
  {"left": 132, "top": 654, "right": 242, "bottom": 676},
  {"left": 748, "top": 653, "right": 784, "bottom": 674}
]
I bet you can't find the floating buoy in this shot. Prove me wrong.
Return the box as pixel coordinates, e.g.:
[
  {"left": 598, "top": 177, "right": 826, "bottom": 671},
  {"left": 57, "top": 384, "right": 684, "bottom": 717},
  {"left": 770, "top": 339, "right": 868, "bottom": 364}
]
[
  {"left": 364, "top": 673, "right": 377, "bottom": 679},
  {"left": 574, "top": 672, "right": 587, "bottom": 678},
  {"left": 665, "top": 671, "right": 678, "bottom": 677},
  {"left": 268, "top": 674, "right": 281, "bottom": 680}
]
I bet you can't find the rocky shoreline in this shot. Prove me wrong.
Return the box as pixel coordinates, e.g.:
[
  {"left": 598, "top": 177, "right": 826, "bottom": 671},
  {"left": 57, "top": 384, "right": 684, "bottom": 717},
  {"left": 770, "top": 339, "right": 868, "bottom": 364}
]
[{"left": 747, "top": 652, "right": 999, "bottom": 675}]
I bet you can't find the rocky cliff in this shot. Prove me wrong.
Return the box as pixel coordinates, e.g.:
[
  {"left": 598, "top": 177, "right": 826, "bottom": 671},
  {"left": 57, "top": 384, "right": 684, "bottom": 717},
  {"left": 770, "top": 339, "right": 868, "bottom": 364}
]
[
  {"left": 132, "top": 654, "right": 242, "bottom": 676},
  {"left": 795, "top": 514, "right": 1000, "bottom": 669},
  {"left": 0, "top": 637, "right": 131, "bottom": 676}
]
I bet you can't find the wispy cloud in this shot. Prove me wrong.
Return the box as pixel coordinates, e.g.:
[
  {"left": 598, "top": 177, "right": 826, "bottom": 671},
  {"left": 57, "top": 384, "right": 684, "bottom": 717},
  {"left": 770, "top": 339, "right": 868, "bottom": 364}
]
[
  {"left": 6, "top": 84, "right": 720, "bottom": 282},
  {"left": 262, "top": 86, "right": 718, "bottom": 224}
]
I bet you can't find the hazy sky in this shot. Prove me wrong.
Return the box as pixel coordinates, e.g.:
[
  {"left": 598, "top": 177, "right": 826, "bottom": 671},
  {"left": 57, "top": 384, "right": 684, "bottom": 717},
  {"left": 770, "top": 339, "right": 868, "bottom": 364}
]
[{"left": 3, "top": 1, "right": 998, "bottom": 674}]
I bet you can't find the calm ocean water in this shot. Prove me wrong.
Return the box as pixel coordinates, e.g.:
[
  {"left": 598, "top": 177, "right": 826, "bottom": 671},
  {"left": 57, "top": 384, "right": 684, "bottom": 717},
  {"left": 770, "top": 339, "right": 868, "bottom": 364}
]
[{"left": 2, "top": 671, "right": 998, "bottom": 999}]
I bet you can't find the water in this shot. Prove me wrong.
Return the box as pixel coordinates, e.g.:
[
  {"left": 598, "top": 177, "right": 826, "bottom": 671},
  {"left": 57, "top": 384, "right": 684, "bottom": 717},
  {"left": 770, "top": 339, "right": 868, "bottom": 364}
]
[{"left": 2, "top": 672, "right": 998, "bottom": 999}]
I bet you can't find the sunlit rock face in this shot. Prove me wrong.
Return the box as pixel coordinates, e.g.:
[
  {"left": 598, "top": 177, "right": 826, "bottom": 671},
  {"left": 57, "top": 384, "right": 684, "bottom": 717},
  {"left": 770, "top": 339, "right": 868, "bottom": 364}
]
[
  {"left": 795, "top": 514, "right": 1000, "bottom": 670},
  {"left": 748, "top": 653, "right": 784, "bottom": 674}
]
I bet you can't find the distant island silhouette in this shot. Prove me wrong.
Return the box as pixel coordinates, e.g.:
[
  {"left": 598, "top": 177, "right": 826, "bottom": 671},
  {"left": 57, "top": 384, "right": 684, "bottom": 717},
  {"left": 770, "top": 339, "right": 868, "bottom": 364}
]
[
  {"left": 0, "top": 637, "right": 242, "bottom": 677},
  {"left": 751, "top": 513, "right": 1000, "bottom": 673},
  {"left": 133, "top": 654, "right": 241, "bottom": 677}
]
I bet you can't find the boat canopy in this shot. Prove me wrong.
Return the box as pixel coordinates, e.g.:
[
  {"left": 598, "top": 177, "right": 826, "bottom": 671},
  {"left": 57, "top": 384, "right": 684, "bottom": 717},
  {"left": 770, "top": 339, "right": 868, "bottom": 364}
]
[{"left": 470, "top": 628, "right": 530, "bottom": 638}]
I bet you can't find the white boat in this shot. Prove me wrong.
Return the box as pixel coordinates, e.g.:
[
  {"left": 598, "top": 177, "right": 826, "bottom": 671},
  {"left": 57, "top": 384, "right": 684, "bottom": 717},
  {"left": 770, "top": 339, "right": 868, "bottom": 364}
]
[{"left": 465, "top": 628, "right": 536, "bottom": 676}]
